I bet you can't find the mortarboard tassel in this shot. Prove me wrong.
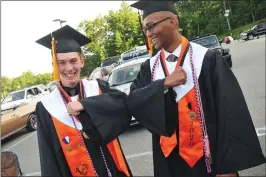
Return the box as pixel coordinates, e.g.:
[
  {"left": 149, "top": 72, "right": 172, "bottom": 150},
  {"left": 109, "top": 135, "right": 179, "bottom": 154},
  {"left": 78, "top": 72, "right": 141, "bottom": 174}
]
[
  {"left": 147, "top": 36, "right": 153, "bottom": 55},
  {"left": 51, "top": 33, "right": 60, "bottom": 81}
]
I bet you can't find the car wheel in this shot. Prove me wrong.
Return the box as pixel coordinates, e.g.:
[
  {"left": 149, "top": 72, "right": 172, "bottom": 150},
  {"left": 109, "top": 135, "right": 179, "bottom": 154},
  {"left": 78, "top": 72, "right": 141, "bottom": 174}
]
[
  {"left": 26, "top": 113, "right": 37, "bottom": 131},
  {"left": 227, "top": 58, "right": 232, "bottom": 68},
  {"left": 248, "top": 34, "right": 254, "bottom": 40}
]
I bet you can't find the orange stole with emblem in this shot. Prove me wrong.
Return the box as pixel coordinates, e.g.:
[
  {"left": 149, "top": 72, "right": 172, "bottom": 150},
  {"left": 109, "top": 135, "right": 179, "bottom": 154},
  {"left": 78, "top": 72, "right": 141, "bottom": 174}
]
[
  {"left": 159, "top": 36, "right": 203, "bottom": 168},
  {"left": 51, "top": 88, "right": 130, "bottom": 176}
]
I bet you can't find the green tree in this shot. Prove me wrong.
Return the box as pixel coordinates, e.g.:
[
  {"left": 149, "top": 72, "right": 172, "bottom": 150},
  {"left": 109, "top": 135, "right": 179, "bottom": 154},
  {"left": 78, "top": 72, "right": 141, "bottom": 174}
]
[
  {"left": 78, "top": 15, "right": 107, "bottom": 59},
  {"left": 19, "top": 71, "right": 36, "bottom": 88},
  {"left": 34, "top": 73, "right": 52, "bottom": 85},
  {"left": 104, "top": 1, "right": 142, "bottom": 55},
  {"left": 11, "top": 77, "right": 22, "bottom": 91},
  {"left": 78, "top": 1, "right": 143, "bottom": 75},
  {"left": 1, "top": 76, "right": 12, "bottom": 99}
]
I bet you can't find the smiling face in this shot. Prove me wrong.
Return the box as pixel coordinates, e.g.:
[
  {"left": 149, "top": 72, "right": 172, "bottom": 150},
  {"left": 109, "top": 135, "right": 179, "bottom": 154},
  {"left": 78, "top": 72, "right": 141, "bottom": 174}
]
[
  {"left": 143, "top": 11, "right": 179, "bottom": 50},
  {"left": 57, "top": 52, "right": 84, "bottom": 88}
]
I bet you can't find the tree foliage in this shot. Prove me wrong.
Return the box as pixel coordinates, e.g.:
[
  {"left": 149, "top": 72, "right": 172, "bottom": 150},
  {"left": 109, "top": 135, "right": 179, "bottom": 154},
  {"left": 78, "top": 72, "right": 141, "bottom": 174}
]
[{"left": 78, "top": 1, "right": 144, "bottom": 76}]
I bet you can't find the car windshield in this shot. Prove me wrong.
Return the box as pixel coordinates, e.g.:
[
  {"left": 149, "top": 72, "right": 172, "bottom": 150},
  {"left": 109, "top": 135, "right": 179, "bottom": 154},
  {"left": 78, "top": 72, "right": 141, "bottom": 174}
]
[
  {"left": 251, "top": 25, "right": 258, "bottom": 30},
  {"left": 121, "top": 48, "right": 151, "bottom": 61},
  {"left": 2, "top": 90, "right": 25, "bottom": 104},
  {"left": 192, "top": 36, "right": 218, "bottom": 47},
  {"left": 101, "top": 60, "right": 118, "bottom": 67},
  {"left": 38, "top": 85, "right": 46, "bottom": 90},
  {"left": 108, "top": 64, "right": 141, "bottom": 86},
  {"left": 48, "top": 81, "right": 58, "bottom": 87}
]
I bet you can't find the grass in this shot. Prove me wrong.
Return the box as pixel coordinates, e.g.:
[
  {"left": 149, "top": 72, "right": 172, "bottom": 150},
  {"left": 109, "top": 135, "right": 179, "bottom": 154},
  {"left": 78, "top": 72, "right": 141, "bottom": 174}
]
[{"left": 217, "top": 18, "right": 266, "bottom": 40}]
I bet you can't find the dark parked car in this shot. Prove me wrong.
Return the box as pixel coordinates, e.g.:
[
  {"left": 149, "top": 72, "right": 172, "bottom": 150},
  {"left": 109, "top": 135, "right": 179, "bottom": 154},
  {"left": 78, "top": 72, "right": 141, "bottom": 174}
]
[
  {"left": 119, "top": 45, "right": 151, "bottom": 64},
  {"left": 240, "top": 22, "right": 266, "bottom": 40},
  {"left": 189, "top": 34, "right": 232, "bottom": 68},
  {"left": 100, "top": 56, "right": 120, "bottom": 68}
]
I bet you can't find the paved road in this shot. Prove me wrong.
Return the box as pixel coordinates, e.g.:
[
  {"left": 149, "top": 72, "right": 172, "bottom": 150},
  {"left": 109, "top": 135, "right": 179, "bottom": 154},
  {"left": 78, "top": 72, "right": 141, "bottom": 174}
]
[{"left": 2, "top": 37, "right": 266, "bottom": 176}]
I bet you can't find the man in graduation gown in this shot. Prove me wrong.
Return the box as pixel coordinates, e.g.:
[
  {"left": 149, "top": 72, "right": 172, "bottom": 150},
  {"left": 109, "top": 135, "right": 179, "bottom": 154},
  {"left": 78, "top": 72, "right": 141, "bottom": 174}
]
[
  {"left": 129, "top": 1, "right": 266, "bottom": 177},
  {"left": 35, "top": 25, "right": 132, "bottom": 177}
]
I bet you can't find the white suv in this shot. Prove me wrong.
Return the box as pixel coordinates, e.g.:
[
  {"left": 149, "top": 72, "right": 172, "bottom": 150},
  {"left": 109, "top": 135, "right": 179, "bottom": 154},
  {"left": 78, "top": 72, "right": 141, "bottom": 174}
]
[{"left": 1, "top": 85, "right": 50, "bottom": 111}]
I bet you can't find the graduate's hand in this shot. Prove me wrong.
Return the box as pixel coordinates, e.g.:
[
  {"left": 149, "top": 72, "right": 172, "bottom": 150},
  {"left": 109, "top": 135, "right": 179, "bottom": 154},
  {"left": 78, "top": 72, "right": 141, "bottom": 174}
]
[
  {"left": 216, "top": 173, "right": 238, "bottom": 177},
  {"left": 67, "top": 101, "right": 84, "bottom": 116},
  {"left": 164, "top": 66, "right": 187, "bottom": 89}
]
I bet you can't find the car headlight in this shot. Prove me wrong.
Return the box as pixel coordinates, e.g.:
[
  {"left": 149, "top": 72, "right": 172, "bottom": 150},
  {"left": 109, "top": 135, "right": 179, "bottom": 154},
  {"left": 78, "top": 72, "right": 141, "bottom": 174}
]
[
  {"left": 123, "top": 87, "right": 130, "bottom": 95},
  {"left": 241, "top": 33, "right": 247, "bottom": 36},
  {"left": 218, "top": 48, "right": 222, "bottom": 54}
]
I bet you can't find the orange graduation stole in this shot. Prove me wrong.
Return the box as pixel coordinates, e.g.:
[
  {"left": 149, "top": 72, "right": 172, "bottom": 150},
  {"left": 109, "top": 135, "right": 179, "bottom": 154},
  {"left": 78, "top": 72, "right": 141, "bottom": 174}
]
[
  {"left": 50, "top": 81, "right": 130, "bottom": 176},
  {"left": 159, "top": 36, "right": 203, "bottom": 167}
]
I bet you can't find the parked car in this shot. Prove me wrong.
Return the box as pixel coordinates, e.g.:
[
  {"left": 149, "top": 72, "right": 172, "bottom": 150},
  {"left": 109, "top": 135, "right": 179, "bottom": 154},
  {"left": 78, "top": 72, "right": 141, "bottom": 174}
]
[
  {"left": 189, "top": 34, "right": 232, "bottom": 68},
  {"left": 1, "top": 85, "right": 50, "bottom": 111},
  {"left": 1, "top": 99, "right": 38, "bottom": 140},
  {"left": 100, "top": 56, "right": 120, "bottom": 71},
  {"left": 119, "top": 45, "right": 151, "bottom": 64},
  {"left": 108, "top": 57, "right": 149, "bottom": 126},
  {"left": 47, "top": 81, "right": 58, "bottom": 92},
  {"left": 240, "top": 22, "right": 266, "bottom": 40},
  {"left": 88, "top": 67, "right": 103, "bottom": 80}
]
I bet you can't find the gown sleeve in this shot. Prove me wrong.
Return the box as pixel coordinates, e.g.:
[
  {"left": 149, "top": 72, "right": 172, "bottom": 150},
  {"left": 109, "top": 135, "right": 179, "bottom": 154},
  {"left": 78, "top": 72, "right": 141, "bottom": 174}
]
[
  {"left": 79, "top": 79, "right": 131, "bottom": 145},
  {"left": 36, "top": 102, "right": 63, "bottom": 177},
  {"left": 127, "top": 60, "right": 177, "bottom": 137},
  {"left": 210, "top": 50, "right": 266, "bottom": 173}
]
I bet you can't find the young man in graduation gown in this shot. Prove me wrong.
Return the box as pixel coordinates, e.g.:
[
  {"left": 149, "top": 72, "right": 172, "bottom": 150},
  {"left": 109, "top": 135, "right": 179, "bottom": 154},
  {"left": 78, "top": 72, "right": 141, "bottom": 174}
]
[
  {"left": 35, "top": 25, "right": 132, "bottom": 177},
  {"left": 129, "top": 1, "right": 266, "bottom": 177}
]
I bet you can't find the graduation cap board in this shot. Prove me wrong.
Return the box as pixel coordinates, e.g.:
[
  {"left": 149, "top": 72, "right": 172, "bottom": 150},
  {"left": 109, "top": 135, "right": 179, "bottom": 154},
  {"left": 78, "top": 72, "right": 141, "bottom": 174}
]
[
  {"left": 35, "top": 25, "right": 91, "bottom": 81},
  {"left": 36, "top": 25, "right": 91, "bottom": 53},
  {"left": 130, "top": 0, "right": 178, "bottom": 19}
]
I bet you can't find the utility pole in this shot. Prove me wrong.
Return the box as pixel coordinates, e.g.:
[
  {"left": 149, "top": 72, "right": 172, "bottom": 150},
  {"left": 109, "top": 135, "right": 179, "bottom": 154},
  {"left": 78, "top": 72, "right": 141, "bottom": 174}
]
[
  {"left": 53, "top": 19, "right": 67, "bottom": 28},
  {"left": 223, "top": 0, "right": 231, "bottom": 30},
  {"left": 250, "top": 0, "right": 256, "bottom": 22}
]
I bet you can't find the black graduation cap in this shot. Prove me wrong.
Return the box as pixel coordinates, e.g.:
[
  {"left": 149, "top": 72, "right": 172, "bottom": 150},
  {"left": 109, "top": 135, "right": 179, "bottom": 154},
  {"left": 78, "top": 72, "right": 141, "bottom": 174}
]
[
  {"left": 130, "top": 0, "right": 178, "bottom": 19},
  {"left": 36, "top": 25, "right": 91, "bottom": 53}
]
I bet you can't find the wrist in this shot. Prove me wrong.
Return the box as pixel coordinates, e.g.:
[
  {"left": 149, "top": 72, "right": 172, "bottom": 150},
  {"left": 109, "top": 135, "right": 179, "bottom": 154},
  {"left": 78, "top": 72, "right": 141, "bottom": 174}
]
[{"left": 164, "top": 78, "right": 170, "bottom": 89}]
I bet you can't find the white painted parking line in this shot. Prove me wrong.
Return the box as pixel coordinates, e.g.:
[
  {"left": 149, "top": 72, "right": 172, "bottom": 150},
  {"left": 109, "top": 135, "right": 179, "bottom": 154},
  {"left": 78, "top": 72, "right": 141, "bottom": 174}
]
[
  {"left": 256, "top": 126, "right": 266, "bottom": 137},
  {"left": 24, "top": 172, "right": 41, "bottom": 176},
  {"left": 3, "top": 132, "right": 36, "bottom": 151},
  {"left": 126, "top": 151, "right": 152, "bottom": 159}
]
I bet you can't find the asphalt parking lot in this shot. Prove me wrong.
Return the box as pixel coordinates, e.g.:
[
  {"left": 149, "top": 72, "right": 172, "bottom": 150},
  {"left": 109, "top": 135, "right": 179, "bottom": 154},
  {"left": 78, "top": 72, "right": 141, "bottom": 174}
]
[{"left": 1, "top": 36, "right": 266, "bottom": 176}]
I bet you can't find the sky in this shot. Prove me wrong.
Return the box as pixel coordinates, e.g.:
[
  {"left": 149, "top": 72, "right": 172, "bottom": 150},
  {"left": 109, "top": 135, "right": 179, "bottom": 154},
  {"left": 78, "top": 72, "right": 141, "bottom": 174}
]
[{"left": 1, "top": 1, "right": 136, "bottom": 78}]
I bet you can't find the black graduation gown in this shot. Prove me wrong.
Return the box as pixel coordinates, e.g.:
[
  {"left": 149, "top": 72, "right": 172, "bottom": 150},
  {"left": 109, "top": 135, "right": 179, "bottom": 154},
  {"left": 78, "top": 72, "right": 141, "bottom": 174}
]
[
  {"left": 36, "top": 79, "right": 132, "bottom": 177},
  {"left": 128, "top": 49, "right": 266, "bottom": 177}
]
